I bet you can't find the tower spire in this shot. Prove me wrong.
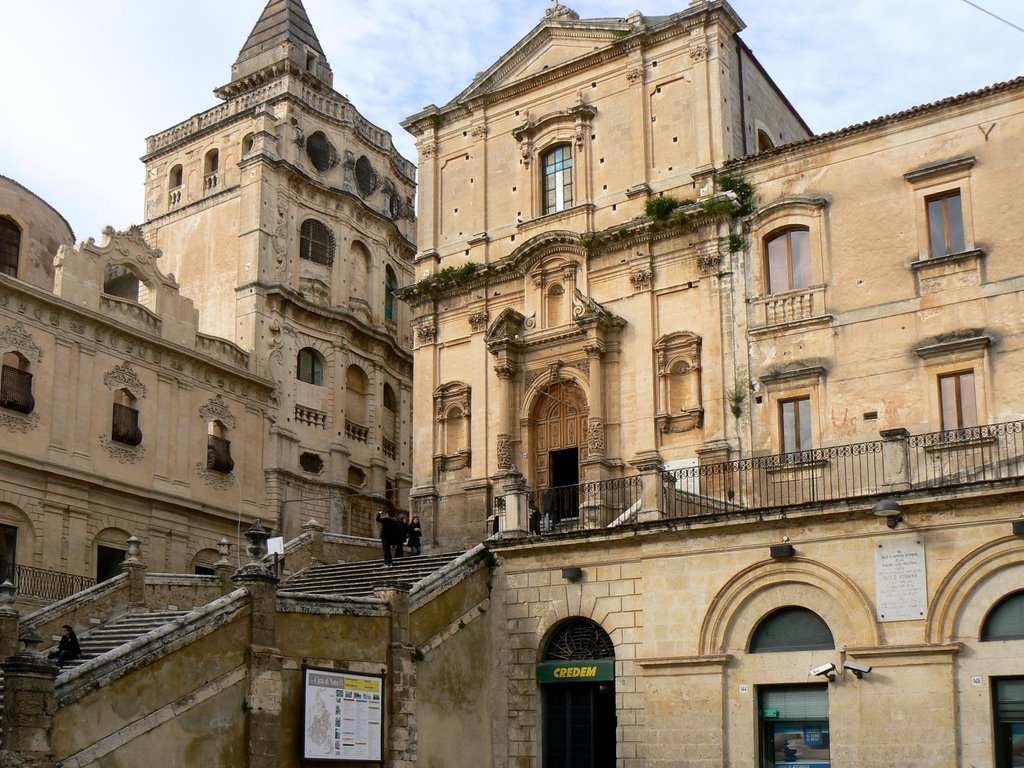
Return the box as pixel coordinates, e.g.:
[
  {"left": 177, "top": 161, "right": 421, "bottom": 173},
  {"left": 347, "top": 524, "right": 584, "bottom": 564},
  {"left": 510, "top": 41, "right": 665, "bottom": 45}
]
[{"left": 217, "top": 0, "right": 333, "bottom": 98}]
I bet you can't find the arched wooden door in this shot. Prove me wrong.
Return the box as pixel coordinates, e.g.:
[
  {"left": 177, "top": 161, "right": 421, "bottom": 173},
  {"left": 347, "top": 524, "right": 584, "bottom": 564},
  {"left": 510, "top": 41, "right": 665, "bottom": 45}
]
[{"left": 532, "top": 380, "right": 588, "bottom": 494}]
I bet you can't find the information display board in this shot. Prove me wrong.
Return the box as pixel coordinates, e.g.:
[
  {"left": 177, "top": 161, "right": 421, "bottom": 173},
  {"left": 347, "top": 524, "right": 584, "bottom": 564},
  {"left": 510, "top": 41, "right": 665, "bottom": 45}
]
[{"left": 302, "top": 667, "right": 384, "bottom": 762}]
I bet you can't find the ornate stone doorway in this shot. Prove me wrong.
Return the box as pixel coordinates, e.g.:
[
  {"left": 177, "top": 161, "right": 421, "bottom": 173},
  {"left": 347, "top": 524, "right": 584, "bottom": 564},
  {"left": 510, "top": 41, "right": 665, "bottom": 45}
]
[{"left": 532, "top": 380, "right": 588, "bottom": 493}]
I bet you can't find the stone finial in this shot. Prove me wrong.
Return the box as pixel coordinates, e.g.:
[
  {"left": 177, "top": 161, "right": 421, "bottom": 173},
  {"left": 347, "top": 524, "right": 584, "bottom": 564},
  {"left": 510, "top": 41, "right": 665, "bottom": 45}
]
[
  {"left": 17, "top": 626, "right": 42, "bottom": 654},
  {"left": 0, "top": 580, "right": 15, "bottom": 606},
  {"left": 245, "top": 519, "right": 270, "bottom": 563},
  {"left": 126, "top": 534, "right": 142, "bottom": 564},
  {"left": 216, "top": 537, "right": 232, "bottom": 564},
  {"left": 301, "top": 518, "right": 325, "bottom": 534}
]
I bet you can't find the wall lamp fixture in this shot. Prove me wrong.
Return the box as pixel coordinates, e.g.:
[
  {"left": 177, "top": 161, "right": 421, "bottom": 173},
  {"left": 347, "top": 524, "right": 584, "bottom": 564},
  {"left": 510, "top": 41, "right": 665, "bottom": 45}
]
[
  {"left": 871, "top": 499, "right": 903, "bottom": 529},
  {"left": 561, "top": 567, "right": 583, "bottom": 582}
]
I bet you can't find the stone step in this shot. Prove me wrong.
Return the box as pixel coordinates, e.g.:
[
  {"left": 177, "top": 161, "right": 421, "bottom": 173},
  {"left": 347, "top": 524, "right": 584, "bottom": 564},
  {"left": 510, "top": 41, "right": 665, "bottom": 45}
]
[
  {"left": 282, "top": 552, "right": 465, "bottom": 597},
  {"left": 61, "top": 611, "right": 192, "bottom": 670}
]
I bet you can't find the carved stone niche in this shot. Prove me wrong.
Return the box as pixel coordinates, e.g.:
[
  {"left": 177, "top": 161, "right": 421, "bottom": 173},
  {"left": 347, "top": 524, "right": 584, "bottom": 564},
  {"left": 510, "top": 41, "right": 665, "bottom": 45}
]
[
  {"left": 654, "top": 332, "right": 704, "bottom": 434},
  {"left": 434, "top": 381, "right": 471, "bottom": 476}
]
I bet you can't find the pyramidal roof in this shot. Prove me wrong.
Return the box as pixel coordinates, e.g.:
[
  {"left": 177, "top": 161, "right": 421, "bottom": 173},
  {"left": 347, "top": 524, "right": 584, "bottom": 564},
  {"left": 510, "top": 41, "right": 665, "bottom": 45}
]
[
  {"left": 218, "top": 0, "right": 334, "bottom": 97},
  {"left": 237, "top": 0, "right": 325, "bottom": 62}
]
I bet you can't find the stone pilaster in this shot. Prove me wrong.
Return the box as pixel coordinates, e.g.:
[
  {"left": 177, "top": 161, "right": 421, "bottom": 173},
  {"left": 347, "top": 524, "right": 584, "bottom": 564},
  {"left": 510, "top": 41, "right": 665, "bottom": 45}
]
[
  {"left": 498, "top": 466, "right": 529, "bottom": 537},
  {"left": 0, "top": 580, "right": 20, "bottom": 658},
  {"left": 382, "top": 584, "right": 417, "bottom": 768},
  {"left": 880, "top": 428, "right": 912, "bottom": 491},
  {"left": 232, "top": 520, "right": 282, "bottom": 768}
]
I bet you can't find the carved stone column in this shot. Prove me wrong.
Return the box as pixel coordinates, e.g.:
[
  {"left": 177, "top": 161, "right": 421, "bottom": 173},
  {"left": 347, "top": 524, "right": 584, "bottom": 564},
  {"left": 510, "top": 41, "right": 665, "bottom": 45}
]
[
  {"left": 584, "top": 341, "right": 606, "bottom": 461},
  {"left": 495, "top": 362, "right": 517, "bottom": 470}
]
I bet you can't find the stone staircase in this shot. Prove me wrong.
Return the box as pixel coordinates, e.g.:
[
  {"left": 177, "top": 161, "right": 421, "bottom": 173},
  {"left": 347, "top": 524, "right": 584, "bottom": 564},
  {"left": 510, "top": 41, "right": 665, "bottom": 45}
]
[
  {"left": 281, "top": 552, "right": 466, "bottom": 596},
  {"left": 62, "top": 610, "right": 192, "bottom": 671}
]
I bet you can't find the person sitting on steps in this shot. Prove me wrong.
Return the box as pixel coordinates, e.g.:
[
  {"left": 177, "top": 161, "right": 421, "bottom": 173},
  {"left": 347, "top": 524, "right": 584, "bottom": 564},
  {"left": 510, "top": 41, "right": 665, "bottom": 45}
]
[{"left": 47, "top": 624, "right": 81, "bottom": 668}]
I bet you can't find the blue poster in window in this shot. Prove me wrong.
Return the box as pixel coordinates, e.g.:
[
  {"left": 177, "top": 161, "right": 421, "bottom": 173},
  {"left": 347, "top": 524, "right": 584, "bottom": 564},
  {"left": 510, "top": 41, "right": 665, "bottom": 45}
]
[
  {"left": 803, "top": 727, "right": 824, "bottom": 747},
  {"left": 771, "top": 724, "right": 830, "bottom": 767}
]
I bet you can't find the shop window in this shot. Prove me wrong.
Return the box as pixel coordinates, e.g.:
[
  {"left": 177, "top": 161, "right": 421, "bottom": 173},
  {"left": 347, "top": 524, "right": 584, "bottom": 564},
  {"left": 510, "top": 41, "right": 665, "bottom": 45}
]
[
  {"left": 765, "top": 228, "right": 811, "bottom": 294},
  {"left": 0, "top": 351, "right": 34, "bottom": 414},
  {"left": 207, "top": 420, "right": 234, "bottom": 474},
  {"left": 0, "top": 217, "right": 20, "bottom": 278},
  {"left": 297, "top": 347, "right": 325, "bottom": 386},
  {"left": 750, "top": 607, "right": 834, "bottom": 652},
  {"left": 993, "top": 678, "right": 1024, "bottom": 768},
  {"left": 938, "top": 370, "right": 977, "bottom": 431},
  {"left": 542, "top": 144, "right": 573, "bottom": 214},
  {"left": 111, "top": 389, "right": 142, "bottom": 446},
  {"left": 758, "top": 685, "right": 830, "bottom": 768},
  {"left": 300, "top": 219, "right": 336, "bottom": 266},
  {"left": 982, "top": 591, "right": 1024, "bottom": 641},
  {"left": 927, "top": 190, "right": 966, "bottom": 258},
  {"left": 779, "top": 396, "right": 812, "bottom": 454}
]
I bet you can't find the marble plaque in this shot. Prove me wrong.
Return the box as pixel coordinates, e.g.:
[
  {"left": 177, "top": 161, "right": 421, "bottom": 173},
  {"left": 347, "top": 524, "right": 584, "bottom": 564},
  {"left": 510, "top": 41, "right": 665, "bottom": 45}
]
[{"left": 874, "top": 537, "right": 927, "bottom": 622}]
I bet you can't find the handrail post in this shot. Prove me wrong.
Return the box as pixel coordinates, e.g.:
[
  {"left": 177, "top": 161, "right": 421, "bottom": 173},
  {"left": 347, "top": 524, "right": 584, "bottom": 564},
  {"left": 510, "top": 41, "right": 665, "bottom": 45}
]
[{"left": 637, "top": 459, "right": 665, "bottom": 522}]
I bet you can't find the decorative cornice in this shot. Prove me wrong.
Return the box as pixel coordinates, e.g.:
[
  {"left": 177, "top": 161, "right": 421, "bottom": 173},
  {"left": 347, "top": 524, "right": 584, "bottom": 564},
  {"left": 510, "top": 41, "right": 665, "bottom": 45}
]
[
  {"left": 199, "top": 395, "right": 237, "bottom": 430},
  {"left": 103, "top": 362, "right": 147, "bottom": 399}
]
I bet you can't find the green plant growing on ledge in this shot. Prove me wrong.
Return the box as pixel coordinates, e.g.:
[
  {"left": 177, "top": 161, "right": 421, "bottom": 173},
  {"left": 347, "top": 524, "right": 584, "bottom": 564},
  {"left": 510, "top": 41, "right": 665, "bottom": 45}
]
[
  {"left": 728, "top": 232, "right": 748, "bottom": 253},
  {"left": 579, "top": 232, "right": 604, "bottom": 250},
  {"left": 394, "top": 262, "right": 480, "bottom": 299},
  {"left": 717, "top": 173, "right": 757, "bottom": 217},
  {"left": 701, "top": 197, "right": 735, "bottom": 218},
  {"left": 429, "top": 114, "right": 446, "bottom": 128},
  {"left": 645, "top": 194, "right": 682, "bottom": 221}
]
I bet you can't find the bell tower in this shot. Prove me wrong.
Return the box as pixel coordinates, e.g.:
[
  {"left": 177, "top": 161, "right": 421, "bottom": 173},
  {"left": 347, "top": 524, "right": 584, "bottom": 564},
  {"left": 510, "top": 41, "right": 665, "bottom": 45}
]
[{"left": 140, "top": 0, "right": 416, "bottom": 538}]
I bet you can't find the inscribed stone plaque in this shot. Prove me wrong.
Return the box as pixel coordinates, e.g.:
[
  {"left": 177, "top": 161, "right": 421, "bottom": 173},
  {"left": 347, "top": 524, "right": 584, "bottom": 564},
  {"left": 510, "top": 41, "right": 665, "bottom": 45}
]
[{"left": 874, "top": 537, "right": 927, "bottom": 621}]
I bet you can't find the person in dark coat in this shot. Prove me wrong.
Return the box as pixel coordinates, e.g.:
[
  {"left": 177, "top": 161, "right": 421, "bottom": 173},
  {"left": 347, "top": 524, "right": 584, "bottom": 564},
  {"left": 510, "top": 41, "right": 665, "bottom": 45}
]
[
  {"left": 407, "top": 516, "right": 423, "bottom": 555},
  {"left": 48, "top": 624, "right": 81, "bottom": 668},
  {"left": 376, "top": 510, "right": 398, "bottom": 566},
  {"left": 394, "top": 514, "right": 408, "bottom": 559}
]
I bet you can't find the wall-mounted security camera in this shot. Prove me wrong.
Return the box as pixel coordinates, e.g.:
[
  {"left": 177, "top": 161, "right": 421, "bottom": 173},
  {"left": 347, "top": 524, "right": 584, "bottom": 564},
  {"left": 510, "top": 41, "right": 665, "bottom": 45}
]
[
  {"left": 810, "top": 662, "right": 836, "bottom": 681},
  {"left": 843, "top": 660, "right": 872, "bottom": 678}
]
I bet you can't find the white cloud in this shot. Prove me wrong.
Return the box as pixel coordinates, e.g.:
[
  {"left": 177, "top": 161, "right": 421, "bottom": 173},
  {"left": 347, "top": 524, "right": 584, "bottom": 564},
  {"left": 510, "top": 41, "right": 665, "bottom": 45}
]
[{"left": 1, "top": 0, "right": 1020, "bottom": 239}]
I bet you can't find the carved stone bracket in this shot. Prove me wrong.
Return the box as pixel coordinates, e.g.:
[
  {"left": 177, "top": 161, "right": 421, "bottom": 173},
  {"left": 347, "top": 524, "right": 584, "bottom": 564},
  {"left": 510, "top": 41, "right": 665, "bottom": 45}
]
[
  {"left": 497, "top": 433, "right": 513, "bottom": 469},
  {"left": 495, "top": 363, "right": 518, "bottom": 380},
  {"left": 103, "top": 362, "right": 147, "bottom": 399},
  {"left": 196, "top": 463, "right": 235, "bottom": 490},
  {"left": 657, "top": 408, "right": 704, "bottom": 434},
  {"left": 0, "top": 410, "right": 39, "bottom": 434},
  {"left": 697, "top": 246, "right": 723, "bottom": 275},
  {"left": 627, "top": 66, "right": 644, "bottom": 85},
  {"left": 434, "top": 450, "right": 471, "bottom": 474},
  {"left": 416, "top": 324, "right": 437, "bottom": 342},
  {"left": 100, "top": 434, "right": 146, "bottom": 464},
  {"left": 690, "top": 44, "right": 708, "bottom": 62}
]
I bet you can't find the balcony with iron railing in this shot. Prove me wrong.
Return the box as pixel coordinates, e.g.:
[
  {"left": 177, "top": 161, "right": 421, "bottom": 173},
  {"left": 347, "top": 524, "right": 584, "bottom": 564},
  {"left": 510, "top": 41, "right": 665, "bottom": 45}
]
[
  {"left": 0, "top": 562, "right": 96, "bottom": 602},
  {"left": 498, "top": 419, "right": 1024, "bottom": 536}
]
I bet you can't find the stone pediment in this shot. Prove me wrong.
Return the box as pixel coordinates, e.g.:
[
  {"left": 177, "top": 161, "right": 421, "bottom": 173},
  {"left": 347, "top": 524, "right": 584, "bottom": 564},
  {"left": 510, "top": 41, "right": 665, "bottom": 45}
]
[{"left": 454, "top": 15, "right": 629, "bottom": 103}]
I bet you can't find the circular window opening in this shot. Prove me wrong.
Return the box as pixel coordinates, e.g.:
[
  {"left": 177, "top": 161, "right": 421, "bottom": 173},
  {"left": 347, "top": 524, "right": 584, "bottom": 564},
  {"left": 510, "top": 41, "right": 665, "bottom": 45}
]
[
  {"left": 306, "top": 131, "right": 339, "bottom": 172},
  {"left": 299, "top": 452, "right": 324, "bottom": 474},
  {"left": 355, "top": 155, "right": 378, "bottom": 198}
]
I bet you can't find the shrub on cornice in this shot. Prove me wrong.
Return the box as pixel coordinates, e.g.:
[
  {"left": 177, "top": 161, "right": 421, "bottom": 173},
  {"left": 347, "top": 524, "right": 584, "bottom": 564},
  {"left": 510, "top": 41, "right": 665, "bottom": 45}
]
[
  {"left": 717, "top": 173, "right": 756, "bottom": 216},
  {"left": 700, "top": 198, "right": 735, "bottom": 218},
  {"left": 394, "top": 262, "right": 480, "bottom": 300},
  {"left": 645, "top": 195, "right": 682, "bottom": 220},
  {"left": 728, "top": 233, "right": 748, "bottom": 253},
  {"left": 579, "top": 232, "right": 604, "bottom": 250}
]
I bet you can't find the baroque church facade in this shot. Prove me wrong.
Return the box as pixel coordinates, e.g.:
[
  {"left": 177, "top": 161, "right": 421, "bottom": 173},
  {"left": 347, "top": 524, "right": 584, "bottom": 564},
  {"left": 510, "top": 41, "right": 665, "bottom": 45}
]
[{"left": 0, "top": 2, "right": 1021, "bottom": 768}]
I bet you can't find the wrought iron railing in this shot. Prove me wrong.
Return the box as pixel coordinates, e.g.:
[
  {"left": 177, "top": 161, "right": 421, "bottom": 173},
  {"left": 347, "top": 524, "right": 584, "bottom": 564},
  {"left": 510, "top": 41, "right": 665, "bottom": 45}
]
[
  {"left": 518, "top": 419, "right": 1024, "bottom": 534},
  {"left": 13, "top": 564, "right": 95, "bottom": 602}
]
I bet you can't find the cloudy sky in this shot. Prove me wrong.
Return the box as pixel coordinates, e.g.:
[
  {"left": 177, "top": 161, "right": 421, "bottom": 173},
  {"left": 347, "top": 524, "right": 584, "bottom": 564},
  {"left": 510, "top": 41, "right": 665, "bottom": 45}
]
[{"left": 1, "top": 0, "right": 1021, "bottom": 240}]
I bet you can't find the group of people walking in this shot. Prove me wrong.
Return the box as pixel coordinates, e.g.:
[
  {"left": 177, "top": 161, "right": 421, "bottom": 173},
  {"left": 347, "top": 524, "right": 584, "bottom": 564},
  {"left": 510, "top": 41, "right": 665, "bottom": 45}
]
[{"left": 375, "top": 510, "right": 422, "bottom": 566}]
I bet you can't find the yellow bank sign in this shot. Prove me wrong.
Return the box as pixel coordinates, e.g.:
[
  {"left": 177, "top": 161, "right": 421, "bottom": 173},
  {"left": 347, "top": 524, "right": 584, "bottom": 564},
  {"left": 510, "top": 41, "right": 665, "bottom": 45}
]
[{"left": 537, "top": 660, "right": 614, "bottom": 684}]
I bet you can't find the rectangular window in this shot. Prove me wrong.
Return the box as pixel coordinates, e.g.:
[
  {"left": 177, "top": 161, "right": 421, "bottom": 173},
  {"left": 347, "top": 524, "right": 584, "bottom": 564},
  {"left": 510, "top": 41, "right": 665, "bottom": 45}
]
[
  {"left": 779, "top": 396, "right": 812, "bottom": 453},
  {"left": 766, "top": 229, "right": 811, "bottom": 293},
  {"left": 994, "top": 678, "right": 1024, "bottom": 768},
  {"left": 543, "top": 146, "right": 573, "bottom": 214},
  {"left": 938, "top": 370, "right": 977, "bottom": 430},
  {"left": 758, "top": 685, "right": 830, "bottom": 768},
  {"left": 926, "top": 190, "right": 965, "bottom": 258}
]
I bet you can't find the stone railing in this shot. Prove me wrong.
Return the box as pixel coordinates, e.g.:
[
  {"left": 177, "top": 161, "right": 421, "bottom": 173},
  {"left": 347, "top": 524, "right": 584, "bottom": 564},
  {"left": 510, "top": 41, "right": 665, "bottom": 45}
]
[
  {"left": 295, "top": 405, "right": 328, "bottom": 429},
  {"left": 753, "top": 284, "right": 827, "bottom": 327},
  {"left": 345, "top": 420, "right": 369, "bottom": 443},
  {"left": 99, "top": 295, "right": 161, "bottom": 335}
]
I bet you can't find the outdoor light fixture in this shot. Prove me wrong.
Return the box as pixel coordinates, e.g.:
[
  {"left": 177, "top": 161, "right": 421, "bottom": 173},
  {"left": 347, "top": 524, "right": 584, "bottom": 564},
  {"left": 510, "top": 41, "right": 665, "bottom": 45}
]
[
  {"left": 561, "top": 567, "right": 583, "bottom": 582},
  {"left": 770, "top": 544, "right": 796, "bottom": 558},
  {"left": 871, "top": 499, "right": 904, "bottom": 529}
]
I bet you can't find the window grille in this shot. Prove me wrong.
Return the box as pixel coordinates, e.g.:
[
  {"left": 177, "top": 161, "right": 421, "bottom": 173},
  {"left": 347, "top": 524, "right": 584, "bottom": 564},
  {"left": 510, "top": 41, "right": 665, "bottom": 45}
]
[{"left": 0, "top": 366, "right": 34, "bottom": 414}]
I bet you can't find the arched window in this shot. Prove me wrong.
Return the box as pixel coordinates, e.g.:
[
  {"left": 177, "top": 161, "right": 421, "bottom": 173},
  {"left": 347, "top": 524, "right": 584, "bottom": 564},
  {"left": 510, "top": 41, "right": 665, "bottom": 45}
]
[
  {"left": 297, "top": 347, "right": 325, "bottom": 386},
  {"left": 544, "top": 618, "right": 614, "bottom": 662},
  {"left": 241, "top": 133, "right": 255, "bottom": 156},
  {"left": 982, "top": 591, "right": 1024, "bottom": 641},
  {"left": 384, "top": 265, "right": 398, "bottom": 321},
  {"left": 0, "top": 351, "right": 34, "bottom": 414},
  {"left": 345, "top": 365, "right": 369, "bottom": 426},
  {"left": 765, "top": 228, "right": 811, "bottom": 294},
  {"left": 750, "top": 607, "right": 834, "bottom": 653},
  {"left": 349, "top": 241, "right": 370, "bottom": 302},
  {"left": 168, "top": 165, "right": 184, "bottom": 207},
  {"left": 300, "top": 219, "right": 335, "bottom": 266},
  {"left": 383, "top": 383, "right": 397, "bottom": 412},
  {"left": 542, "top": 145, "right": 573, "bottom": 215},
  {"left": 757, "top": 129, "right": 775, "bottom": 152},
  {"left": 103, "top": 264, "right": 141, "bottom": 302},
  {"left": 0, "top": 217, "right": 21, "bottom": 278},
  {"left": 207, "top": 420, "right": 234, "bottom": 473},
  {"left": 111, "top": 389, "right": 142, "bottom": 446},
  {"left": 382, "top": 383, "right": 397, "bottom": 459},
  {"left": 203, "top": 149, "right": 219, "bottom": 193}
]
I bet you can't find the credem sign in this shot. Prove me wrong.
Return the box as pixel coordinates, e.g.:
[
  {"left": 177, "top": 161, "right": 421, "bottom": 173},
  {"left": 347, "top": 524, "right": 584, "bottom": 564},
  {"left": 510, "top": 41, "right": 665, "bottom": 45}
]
[{"left": 537, "top": 660, "right": 614, "bottom": 684}]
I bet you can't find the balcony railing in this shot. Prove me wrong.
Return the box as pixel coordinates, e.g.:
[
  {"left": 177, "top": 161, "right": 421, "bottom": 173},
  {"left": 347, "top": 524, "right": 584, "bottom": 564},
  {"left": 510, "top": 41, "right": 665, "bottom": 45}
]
[
  {"left": 512, "top": 419, "right": 1024, "bottom": 535},
  {"left": 12, "top": 564, "right": 95, "bottom": 602}
]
